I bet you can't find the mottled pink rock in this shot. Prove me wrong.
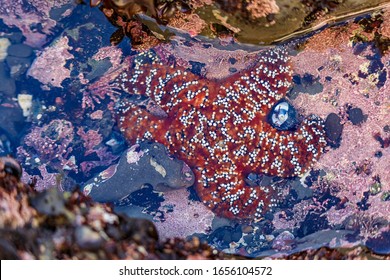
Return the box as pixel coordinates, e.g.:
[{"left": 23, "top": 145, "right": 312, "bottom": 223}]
[
  {"left": 77, "top": 128, "right": 103, "bottom": 156},
  {"left": 80, "top": 147, "right": 119, "bottom": 175},
  {"left": 154, "top": 189, "right": 214, "bottom": 240},
  {"left": 380, "top": 8, "right": 390, "bottom": 38},
  {"left": 27, "top": 36, "right": 74, "bottom": 88},
  {"left": 246, "top": 0, "right": 280, "bottom": 19},
  {"left": 90, "top": 110, "right": 104, "bottom": 120},
  {"left": 277, "top": 20, "right": 390, "bottom": 241},
  {"left": 92, "top": 46, "right": 123, "bottom": 69},
  {"left": 0, "top": 0, "right": 75, "bottom": 48},
  {"left": 83, "top": 48, "right": 127, "bottom": 110},
  {"left": 34, "top": 165, "right": 62, "bottom": 192}
]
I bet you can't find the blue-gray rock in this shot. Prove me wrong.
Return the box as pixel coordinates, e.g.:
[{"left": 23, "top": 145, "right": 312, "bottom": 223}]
[
  {"left": 324, "top": 113, "right": 343, "bottom": 148},
  {"left": 7, "top": 44, "right": 33, "bottom": 58},
  {"left": 0, "top": 62, "right": 16, "bottom": 97},
  {"left": 6, "top": 56, "right": 32, "bottom": 78},
  {"left": 84, "top": 142, "right": 195, "bottom": 203}
]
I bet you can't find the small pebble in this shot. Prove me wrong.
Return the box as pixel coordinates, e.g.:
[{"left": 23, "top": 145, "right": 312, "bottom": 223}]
[
  {"left": 369, "top": 182, "right": 381, "bottom": 195},
  {"left": 0, "top": 38, "right": 11, "bottom": 60},
  {"left": 30, "top": 188, "right": 66, "bottom": 216},
  {"left": 0, "top": 62, "right": 16, "bottom": 96},
  {"left": 347, "top": 107, "right": 366, "bottom": 125},
  {"left": 7, "top": 44, "right": 33, "bottom": 58},
  {"left": 324, "top": 113, "right": 343, "bottom": 148},
  {"left": 272, "top": 231, "right": 295, "bottom": 251},
  {"left": 242, "top": 225, "right": 254, "bottom": 234},
  {"left": 75, "top": 226, "right": 104, "bottom": 250},
  {"left": 381, "top": 191, "right": 390, "bottom": 202},
  {"left": 6, "top": 56, "right": 32, "bottom": 78},
  {"left": 374, "top": 151, "right": 382, "bottom": 158},
  {"left": 17, "top": 93, "right": 33, "bottom": 117}
]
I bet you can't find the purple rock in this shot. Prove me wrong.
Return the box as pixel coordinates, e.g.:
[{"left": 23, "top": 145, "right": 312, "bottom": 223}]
[{"left": 272, "top": 231, "right": 296, "bottom": 251}]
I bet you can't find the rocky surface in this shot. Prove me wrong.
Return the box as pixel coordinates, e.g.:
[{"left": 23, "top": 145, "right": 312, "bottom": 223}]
[
  {"left": 0, "top": 156, "right": 223, "bottom": 260},
  {"left": 1, "top": 157, "right": 389, "bottom": 260}
]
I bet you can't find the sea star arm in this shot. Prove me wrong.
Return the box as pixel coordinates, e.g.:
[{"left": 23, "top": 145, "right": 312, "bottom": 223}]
[
  {"left": 116, "top": 48, "right": 326, "bottom": 220},
  {"left": 114, "top": 54, "right": 209, "bottom": 116}
]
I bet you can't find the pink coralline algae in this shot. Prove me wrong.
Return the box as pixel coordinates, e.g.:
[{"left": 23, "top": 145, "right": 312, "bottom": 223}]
[
  {"left": 79, "top": 147, "right": 119, "bottom": 175},
  {"left": 83, "top": 47, "right": 128, "bottom": 110},
  {"left": 33, "top": 165, "right": 63, "bottom": 192},
  {"left": 27, "top": 36, "right": 74, "bottom": 88},
  {"left": 207, "top": 0, "right": 280, "bottom": 20},
  {"left": 379, "top": 8, "right": 390, "bottom": 39},
  {"left": 155, "top": 43, "right": 260, "bottom": 80},
  {"left": 77, "top": 128, "right": 103, "bottom": 156},
  {"left": 154, "top": 189, "right": 214, "bottom": 240},
  {"left": 272, "top": 17, "right": 390, "bottom": 244},
  {"left": 272, "top": 230, "right": 295, "bottom": 251},
  {"left": 18, "top": 119, "right": 75, "bottom": 170},
  {"left": 17, "top": 119, "right": 76, "bottom": 190},
  {"left": 0, "top": 0, "right": 76, "bottom": 48},
  {"left": 90, "top": 110, "right": 104, "bottom": 120},
  {"left": 17, "top": 119, "right": 119, "bottom": 189},
  {"left": 92, "top": 46, "right": 124, "bottom": 71}
]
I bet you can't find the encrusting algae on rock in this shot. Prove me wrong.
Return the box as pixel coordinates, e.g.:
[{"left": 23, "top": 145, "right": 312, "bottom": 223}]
[{"left": 111, "top": 48, "right": 327, "bottom": 220}]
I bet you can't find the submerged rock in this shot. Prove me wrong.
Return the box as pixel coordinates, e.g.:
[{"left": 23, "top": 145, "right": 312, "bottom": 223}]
[
  {"left": 365, "top": 229, "right": 390, "bottom": 255},
  {"left": 347, "top": 106, "right": 367, "bottom": 125},
  {"left": 84, "top": 142, "right": 195, "bottom": 203},
  {"left": 324, "top": 113, "right": 343, "bottom": 148},
  {"left": 7, "top": 44, "right": 33, "bottom": 58},
  {"left": 272, "top": 231, "right": 296, "bottom": 251}
]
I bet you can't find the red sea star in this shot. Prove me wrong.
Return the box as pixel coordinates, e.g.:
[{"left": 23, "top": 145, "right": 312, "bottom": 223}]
[{"left": 114, "top": 48, "right": 327, "bottom": 219}]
